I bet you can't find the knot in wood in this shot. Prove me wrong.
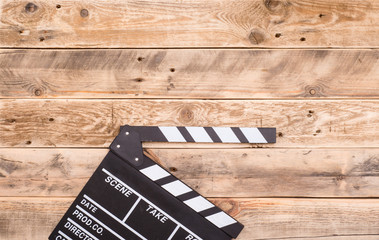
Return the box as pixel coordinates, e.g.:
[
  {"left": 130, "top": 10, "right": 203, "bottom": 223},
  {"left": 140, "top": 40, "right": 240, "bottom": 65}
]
[
  {"left": 264, "top": 0, "right": 280, "bottom": 10},
  {"left": 179, "top": 107, "right": 194, "bottom": 123},
  {"left": 304, "top": 85, "right": 324, "bottom": 97},
  {"left": 216, "top": 200, "right": 239, "bottom": 215},
  {"left": 249, "top": 29, "right": 266, "bottom": 45},
  {"left": 263, "top": 0, "right": 289, "bottom": 15}
]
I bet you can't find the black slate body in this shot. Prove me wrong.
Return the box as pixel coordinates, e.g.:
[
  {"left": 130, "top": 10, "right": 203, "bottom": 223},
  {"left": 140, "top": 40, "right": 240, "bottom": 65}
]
[
  {"left": 49, "top": 125, "right": 276, "bottom": 240},
  {"left": 49, "top": 152, "right": 232, "bottom": 240}
]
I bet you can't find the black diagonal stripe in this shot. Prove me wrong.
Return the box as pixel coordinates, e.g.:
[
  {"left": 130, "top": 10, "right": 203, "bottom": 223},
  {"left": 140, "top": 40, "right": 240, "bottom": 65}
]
[
  {"left": 177, "top": 191, "right": 199, "bottom": 202},
  {"left": 155, "top": 175, "right": 177, "bottom": 186},
  {"left": 231, "top": 127, "right": 249, "bottom": 143},
  {"left": 177, "top": 127, "right": 195, "bottom": 142},
  {"left": 132, "top": 126, "right": 168, "bottom": 142},
  {"left": 258, "top": 128, "right": 276, "bottom": 143},
  {"left": 198, "top": 206, "right": 221, "bottom": 217},
  {"left": 221, "top": 222, "right": 245, "bottom": 239},
  {"left": 204, "top": 127, "right": 221, "bottom": 142}
]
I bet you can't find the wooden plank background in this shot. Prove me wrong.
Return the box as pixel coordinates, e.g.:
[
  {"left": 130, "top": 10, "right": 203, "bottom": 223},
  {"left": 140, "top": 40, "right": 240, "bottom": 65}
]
[
  {"left": 0, "top": 0, "right": 378, "bottom": 48},
  {"left": 0, "top": 0, "right": 378, "bottom": 239},
  {"left": 0, "top": 49, "right": 378, "bottom": 99}
]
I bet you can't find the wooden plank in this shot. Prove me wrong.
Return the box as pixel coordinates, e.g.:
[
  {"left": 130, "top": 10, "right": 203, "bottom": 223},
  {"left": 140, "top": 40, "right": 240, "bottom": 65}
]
[
  {"left": 232, "top": 198, "right": 379, "bottom": 239},
  {"left": 1, "top": 99, "right": 378, "bottom": 148},
  {"left": 0, "top": 0, "right": 378, "bottom": 48},
  {"left": 0, "top": 148, "right": 378, "bottom": 197},
  {"left": 0, "top": 197, "right": 378, "bottom": 239},
  {"left": 1, "top": 49, "right": 378, "bottom": 99}
]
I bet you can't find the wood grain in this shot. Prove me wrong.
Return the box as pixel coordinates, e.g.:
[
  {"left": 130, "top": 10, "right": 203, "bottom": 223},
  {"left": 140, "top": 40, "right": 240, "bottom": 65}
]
[
  {"left": 0, "top": 148, "right": 378, "bottom": 197},
  {"left": 0, "top": 197, "right": 378, "bottom": 239},
  {"left": 1, "top": 0, "right": 378, "bottom": 240},
  {"left": 1, "top": 99, "right": 378, "bottom": 148},
  {"left": 0, "top": 49, "right": 378, "bottom": 99},
  {"left": 0, "top": 0, "right": 378, "bottom": 48}
]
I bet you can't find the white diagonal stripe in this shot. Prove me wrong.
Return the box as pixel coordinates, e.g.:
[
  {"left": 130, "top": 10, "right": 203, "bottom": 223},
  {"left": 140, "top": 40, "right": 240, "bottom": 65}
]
[
  {"left": 159, "top": 127, "right": 186, "bottom": 142},
  {"left": 162, "top": 180, "right": 192, "bottom": 196},
  {"left": 212, "top": 127, "right": 240, "bottom": 143},
  {"left": 205, "top": 212, "right": 237, "bottom": 228},
  {"left": 186, "top": 127, "right": 213, "bottom": 142},
  {"left": 240, "top": 127, "right": 268, "bottom": 143},
  {"left": 140, "top": 164, "right": 170, "bottom": 181},
  {"left": 184, "top": 196, "right": 214, "bottom": 212}
]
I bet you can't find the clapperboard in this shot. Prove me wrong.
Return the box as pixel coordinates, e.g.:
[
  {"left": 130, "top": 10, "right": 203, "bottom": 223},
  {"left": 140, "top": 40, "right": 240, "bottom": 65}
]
[{"left": 49, "top": 125, "right": 276, "bottom": 240}]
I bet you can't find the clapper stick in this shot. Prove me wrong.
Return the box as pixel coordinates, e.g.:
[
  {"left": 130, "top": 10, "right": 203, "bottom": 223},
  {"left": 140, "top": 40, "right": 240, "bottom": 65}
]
[{"left": 49, "top": 125, "right": 276, "bottom": 240}]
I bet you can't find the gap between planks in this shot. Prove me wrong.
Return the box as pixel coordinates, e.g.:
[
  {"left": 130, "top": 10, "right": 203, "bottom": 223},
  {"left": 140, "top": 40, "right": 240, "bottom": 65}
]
[{"left": 1, "top": 47, "right": 379, "bottom": 50}]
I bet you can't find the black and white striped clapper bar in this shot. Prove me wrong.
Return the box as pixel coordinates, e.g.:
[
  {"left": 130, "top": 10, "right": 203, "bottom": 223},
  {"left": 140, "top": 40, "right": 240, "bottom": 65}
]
[{"left": 49, "top": 125, "right": 276, "bottom": 240}]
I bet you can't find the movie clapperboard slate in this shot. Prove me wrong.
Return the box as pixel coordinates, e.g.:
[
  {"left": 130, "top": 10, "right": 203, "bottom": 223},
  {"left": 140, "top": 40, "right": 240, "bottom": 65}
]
[{"left": 49, "top": 125, "right": 276, "bottom": 240}]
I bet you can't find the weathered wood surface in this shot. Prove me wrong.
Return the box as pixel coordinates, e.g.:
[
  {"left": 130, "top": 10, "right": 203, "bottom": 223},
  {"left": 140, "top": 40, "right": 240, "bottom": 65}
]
[
  {"left": 0, "top": 197, "right": 378, "bottom": 239},
  {"left": 1, "top": 99, "right": 378, "bottom": 148},
  {"left": 0, "top": 148, "right": 378, "bottom": 197},
  {"left": 1, "top": 0, "right": 378, "bottom": 48},
  {"left": 1, "top": 0, "right": 378, "bottom": 239},
  {"left": 0, "top": 49, "right": 378, "bottom": 99}
]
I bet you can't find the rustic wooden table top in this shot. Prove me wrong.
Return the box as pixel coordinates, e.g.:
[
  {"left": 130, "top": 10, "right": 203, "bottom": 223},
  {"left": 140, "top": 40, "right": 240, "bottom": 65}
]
[{"left": 0, "top": 0, "right": 378, "bottom": 239}]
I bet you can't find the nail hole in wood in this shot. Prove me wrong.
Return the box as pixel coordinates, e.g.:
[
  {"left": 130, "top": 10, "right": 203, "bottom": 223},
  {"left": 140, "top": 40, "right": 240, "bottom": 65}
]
[
  {"left": 170, "top": 68, "right": 175, "bottom": 72},
  {"left": 56, "top": 4, "right": 61, "bottom": 9},
  {"left": 319, "top": 13, "right": 325, "bottom": 18},
  {"left": 26, "top": 141, "right": 32, "bottom": 145},
  {"left": 300, "top": 37, "right": 306, "bottom": 41},
  {"left": 25, "top": 3, "right": 38, "bottom": 13},
  {"left": 80, "top": 9, "right": 89, "bottom": 17},
  {"left": 34, "top": 89, "right": 42, "bottom": 96},
  {"left": 278, "top": 132, "right": 283, "bottom": 137},
  {"left": 137, "top": 57, "right": 143, "bottom": 62},
  {"left": 49, "top": 118, "right": 54, "bottom": 122},
  {"left": 169, "top": 167, "right": 178, "bottom": 172},
  {"left": 275, "top": 33, "right": 281, "bottom": 38},
  {"left": 39, "top": 37, "right": 45, "bottom": 42}
]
